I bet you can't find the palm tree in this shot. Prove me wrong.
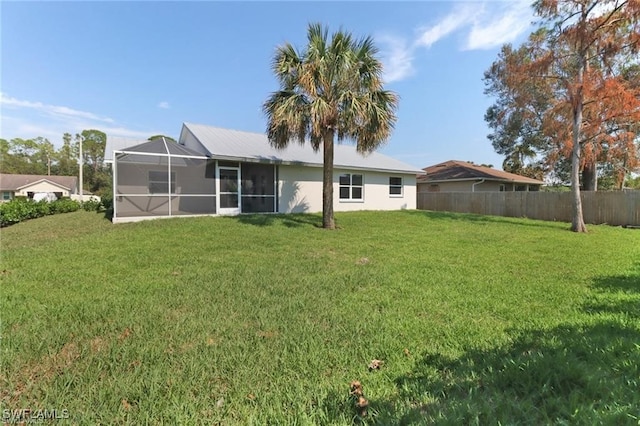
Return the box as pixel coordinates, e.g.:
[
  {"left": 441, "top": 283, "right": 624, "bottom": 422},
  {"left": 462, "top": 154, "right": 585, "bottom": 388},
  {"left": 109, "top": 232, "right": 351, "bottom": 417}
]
[{"left": 263, "top": 23, "right": 399, "bottom": 229}]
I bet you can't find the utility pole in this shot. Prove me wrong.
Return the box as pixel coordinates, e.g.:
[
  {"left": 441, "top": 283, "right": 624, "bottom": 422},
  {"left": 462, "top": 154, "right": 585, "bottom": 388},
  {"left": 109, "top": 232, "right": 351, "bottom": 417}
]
[{"left": 78, "top": 134, "right": 84, "bottom": 203}]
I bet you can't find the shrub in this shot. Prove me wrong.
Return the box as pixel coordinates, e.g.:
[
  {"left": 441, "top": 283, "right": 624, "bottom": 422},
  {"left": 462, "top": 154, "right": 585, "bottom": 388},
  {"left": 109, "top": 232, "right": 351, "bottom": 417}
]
[
  {"left": 0, "top": 198, "right": 34, "bottom": 226},
  {"left": 0, "top": 198, "right": 80, "bottom": 227},
  {"left": 82, "top": 198, "right": 101, "bottom": 212},
  {"left": 100, "top": 194, "right": 113, "bottom": 211},
  {"left": 53, "top": 198, "right": 81, "bottom": 214}
]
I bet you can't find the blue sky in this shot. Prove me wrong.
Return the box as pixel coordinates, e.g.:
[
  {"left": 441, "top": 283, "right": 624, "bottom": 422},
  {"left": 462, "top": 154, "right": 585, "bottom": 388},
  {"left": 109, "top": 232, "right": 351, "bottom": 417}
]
[{"left": 1, "top": 1, "right": 537, "bottom": 170}]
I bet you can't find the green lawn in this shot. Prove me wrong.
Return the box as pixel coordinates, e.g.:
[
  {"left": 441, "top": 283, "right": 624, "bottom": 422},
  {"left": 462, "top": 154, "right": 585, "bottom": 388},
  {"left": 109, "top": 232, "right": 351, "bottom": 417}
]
[{"left": 1, "top": 210, "right": 639, "bottom": 424}]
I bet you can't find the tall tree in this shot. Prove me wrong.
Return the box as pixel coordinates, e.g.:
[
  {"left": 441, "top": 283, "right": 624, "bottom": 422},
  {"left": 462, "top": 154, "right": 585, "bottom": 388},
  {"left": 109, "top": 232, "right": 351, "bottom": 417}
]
[
  {"left": 485, "top": 0, "right": 640, "bottom": 232},
  {"left": 31, "top": 137, "right": 55, "bottom": 176},
  {"left": 76, "top": 130, "right": 111, "bottom": 195},
  {"left": 79, "top": 129, "right": 106, "bottom": 174},
  {"left": 263, "top": 23, "right": 398, "bottom": 229},
  {"left": 56, "top": 132, "right": 79, "bottom": 176}
]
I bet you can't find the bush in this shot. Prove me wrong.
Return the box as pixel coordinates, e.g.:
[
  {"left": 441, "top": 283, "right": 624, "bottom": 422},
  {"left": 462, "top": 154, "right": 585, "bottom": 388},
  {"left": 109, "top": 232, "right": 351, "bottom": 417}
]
[
  {"left": 52, "top": 198, "right": 81, "bottom": 214},
  {"left": 100, "top": 194, "right": 113, "bottom": 211},
  {"left": 82, "top": 198, "right": 101, "bottom": 212},
  {"left": 0, "top": 198, "right": 80, "bottom": 227}
]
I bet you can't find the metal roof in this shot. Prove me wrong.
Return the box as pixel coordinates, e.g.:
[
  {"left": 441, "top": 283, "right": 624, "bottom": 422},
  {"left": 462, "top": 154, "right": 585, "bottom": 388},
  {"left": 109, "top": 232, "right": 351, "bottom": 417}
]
[
  {"left": 104, "top": 136, "right": 148, "bottom": 163},
  {"left": 105, "top": 136, "right": 208, "bottom": 162},
  {"left": 181, "top": 122, "right": 423, "bottom": 174}
]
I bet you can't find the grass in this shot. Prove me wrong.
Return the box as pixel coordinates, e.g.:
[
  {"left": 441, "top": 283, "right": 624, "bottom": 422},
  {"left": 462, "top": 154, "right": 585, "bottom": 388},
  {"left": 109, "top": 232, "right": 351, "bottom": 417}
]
[{"left": 1, "top": 210, "right": 639, "bottom": 424}]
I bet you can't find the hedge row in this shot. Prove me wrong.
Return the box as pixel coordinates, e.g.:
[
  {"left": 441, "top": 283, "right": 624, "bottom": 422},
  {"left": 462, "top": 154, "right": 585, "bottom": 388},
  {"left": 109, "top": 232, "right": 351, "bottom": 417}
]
[{"left": 0, "top": 197, "right": 106, "bottom": 227}]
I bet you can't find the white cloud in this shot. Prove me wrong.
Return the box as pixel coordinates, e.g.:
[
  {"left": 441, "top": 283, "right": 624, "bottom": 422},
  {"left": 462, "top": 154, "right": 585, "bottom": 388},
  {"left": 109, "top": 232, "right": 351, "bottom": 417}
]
[
  {"left": 375, "top": 1, "right": 534, "bottom": 83},
  {"left": 0, "top": 93, "right": 163, "bottom": 145},
  {"left": 415, "top": 3, "right": 477, "bottom": 48},
  {"left": 157, "top": 101, "right": 170, "bottom": 109},
  {"left": 378, "top": 35, "right": 415, "bottom": 83},
  {"left": 0, "top": 92, "right": 115, "bottom": 124},
  {"left": 465, "top": 2, "right": 534, "bottom": 50}
]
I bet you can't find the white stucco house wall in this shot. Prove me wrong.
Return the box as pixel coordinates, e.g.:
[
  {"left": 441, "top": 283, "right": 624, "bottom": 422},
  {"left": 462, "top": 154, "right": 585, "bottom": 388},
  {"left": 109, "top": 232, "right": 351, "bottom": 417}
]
[
  {"left": 0, "top": 174, "right": 78, "bottom": 202},
  {"left": 104, "top": 122, "right": 422, "bottom": 223}
]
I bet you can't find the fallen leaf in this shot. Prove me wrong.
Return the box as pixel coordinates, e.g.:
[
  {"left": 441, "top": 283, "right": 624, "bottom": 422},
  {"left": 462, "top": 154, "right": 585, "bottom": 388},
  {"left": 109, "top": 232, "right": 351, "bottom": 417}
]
[
  {"left": 368, "top": 359, "right": 384, "bottom": 370},
  {"left": 403, "top": 348, "right": 411, "bottom": 357},
  {"left": 121, "top": 399, "right": 132, "bottom": 411},
  {"left": 216, "top": 397, "right": 224, "bottom": 408},
  {"left": 119, "top": 327, "right": 132, "bottom": 341},
  {"left": 350, "top": 380, "right": 363, "bottom": 396}
]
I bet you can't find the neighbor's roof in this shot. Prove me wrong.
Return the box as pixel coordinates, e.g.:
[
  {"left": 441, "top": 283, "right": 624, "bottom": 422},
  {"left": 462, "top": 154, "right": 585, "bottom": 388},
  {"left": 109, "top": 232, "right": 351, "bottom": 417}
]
[
  {"left": 417, "top": 160, "right": 544, "bottom": 185},
  {"left": 0, "top": 173, "right": 78, "bottom": 191},
  {"left": 180, "top": 122, "right": 424, "bottom": 174}
]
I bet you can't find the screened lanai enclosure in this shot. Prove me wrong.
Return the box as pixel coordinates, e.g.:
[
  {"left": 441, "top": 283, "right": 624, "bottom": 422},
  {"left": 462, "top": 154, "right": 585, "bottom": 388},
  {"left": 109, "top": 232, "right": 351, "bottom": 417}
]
[{"left": 113, "top": 139, "right": 277, "bottom": 222}]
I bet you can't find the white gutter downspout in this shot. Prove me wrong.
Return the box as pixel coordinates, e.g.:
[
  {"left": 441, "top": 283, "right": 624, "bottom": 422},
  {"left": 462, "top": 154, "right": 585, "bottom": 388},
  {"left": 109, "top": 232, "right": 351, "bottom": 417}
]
[{"left": 472, "top": 179, "right": 485, "bottom": 192}]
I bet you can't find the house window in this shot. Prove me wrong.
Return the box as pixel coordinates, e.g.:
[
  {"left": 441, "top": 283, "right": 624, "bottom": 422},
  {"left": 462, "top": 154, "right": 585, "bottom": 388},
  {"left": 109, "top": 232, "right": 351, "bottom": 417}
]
[
  {"left": 515, "top": 185, "right": 527, "bottom": 192},
  {"left": 499, "top": 184, "right": 505, "bottom": 192},
  {"left": 148, "top": 171, "right": 176, "bottom": 194},
  {"left": 2, "top": 191, "right": 11, "bottom": 201},
  {"left": 389, "top": 177, "right": 403, "bottom": 197},
  {"left": 428, "top": 184, "right": 440, "bottom": 192},
  {"left": 339, "top": 174, "right": 363, "bottom": 201}
]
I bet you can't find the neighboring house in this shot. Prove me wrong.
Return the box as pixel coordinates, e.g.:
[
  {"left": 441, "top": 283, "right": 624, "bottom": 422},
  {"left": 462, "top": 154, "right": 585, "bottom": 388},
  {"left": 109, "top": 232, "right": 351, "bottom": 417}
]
[
  {"left": 417, "top": 160, "right": 544, "bottom": 193},
  {"left": 104, "top": 122, "right": 423, "bottom": 223},
  {"left": 0, "top": 174, "right": 79, "bottom": 202}
]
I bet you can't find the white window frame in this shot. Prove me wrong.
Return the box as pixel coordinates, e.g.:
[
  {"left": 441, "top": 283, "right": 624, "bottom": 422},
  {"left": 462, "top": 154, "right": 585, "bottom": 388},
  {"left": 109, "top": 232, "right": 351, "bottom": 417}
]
[
  {"left": 389, "top": 177, "right": 403, "bottom": 197},
  {"left": 338, "top": 173, "right": 364, "bottom": 202},
  {"left": 2, "top": 191, "right": 12, "bottom": 201}
]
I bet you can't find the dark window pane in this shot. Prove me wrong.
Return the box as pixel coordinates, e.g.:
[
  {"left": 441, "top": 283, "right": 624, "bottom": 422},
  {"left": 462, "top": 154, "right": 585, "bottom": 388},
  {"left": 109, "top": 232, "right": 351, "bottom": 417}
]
[
  {"left": 149, "top": 183, "right": 168, "bottom": 194},
  {"left": 339, "top": 174, "right": 350, "bottom": 185},
  {"left": 242, "top": 196, "right": 275, "bottom": 213},
  {"left": 352, "top": 187, "right": 362, "bottom": 199},
  {"left": 149, "top": 171, "right": 167, "bottom": 181},
  {"left": 352, "top": 174, "right": 363, "bottom": 186},
  {"left": 389, "top": 177, "right": 402, "bottom": 186},
  {"left": 220, "top": 194, "right": 238, "bottom": 208},
  {"left": 339, "top": 187, "right": 350, "bottom": 199},
  {"left": 220, "top": 169, "right": 238, "bottom": 193},
  {"left": 241, "top": 163, "right": 275, "bottom": 196},
  {"left": 389, "top": 186, "right": 402, "bottom": 195}
]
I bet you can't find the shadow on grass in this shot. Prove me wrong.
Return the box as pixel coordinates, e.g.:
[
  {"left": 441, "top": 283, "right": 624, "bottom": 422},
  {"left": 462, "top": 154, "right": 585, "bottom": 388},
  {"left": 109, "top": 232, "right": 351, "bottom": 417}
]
[
  {"left": 370, "top": 272, "right": 640, "bottom": 424},
  {"left": 234, "top": 213, "right": 323, "bottom": 229},
  {"left": 400, "top": 209, "right": 570, "bottom": 230}
]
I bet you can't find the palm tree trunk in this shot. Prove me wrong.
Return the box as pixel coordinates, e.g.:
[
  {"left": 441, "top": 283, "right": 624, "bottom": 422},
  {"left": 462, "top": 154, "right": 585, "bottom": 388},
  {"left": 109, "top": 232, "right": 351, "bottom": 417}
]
[{"left": 322, "top": 130, "right": 336, "bottom": 229}]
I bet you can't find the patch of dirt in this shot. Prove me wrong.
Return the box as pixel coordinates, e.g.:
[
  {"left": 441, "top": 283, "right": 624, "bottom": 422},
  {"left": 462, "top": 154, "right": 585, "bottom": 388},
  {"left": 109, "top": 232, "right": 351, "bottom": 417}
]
[
  {"left": 90, "top": 336, "right": 109, "bottom": 353},
  {"left": 3, "top": 341, "right": 81, "bottom": 407},
  {"left": 256, "top": 330, "right": 279, "bottom": 339},
  {"left": 118, "top": 327, "right": 133, "bottom": 341}
]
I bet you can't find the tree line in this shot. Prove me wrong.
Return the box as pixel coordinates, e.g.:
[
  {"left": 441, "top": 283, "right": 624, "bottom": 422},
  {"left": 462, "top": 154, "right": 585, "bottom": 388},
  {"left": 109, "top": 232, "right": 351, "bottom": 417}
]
[{"left": 1, "top": 130, "right": 110, "bottom": 196}]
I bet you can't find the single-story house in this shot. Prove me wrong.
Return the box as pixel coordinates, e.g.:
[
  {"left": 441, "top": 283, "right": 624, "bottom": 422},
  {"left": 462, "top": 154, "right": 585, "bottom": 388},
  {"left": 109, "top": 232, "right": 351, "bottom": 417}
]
[
  {"left": 417, "top": 160, "right": 544, "bottom": 193},
  {"left": 104, "top": 122, "right": 423, "bottom": 223},
  {"left": 0, "top": 173, "right": 79, "bottom": 202}
]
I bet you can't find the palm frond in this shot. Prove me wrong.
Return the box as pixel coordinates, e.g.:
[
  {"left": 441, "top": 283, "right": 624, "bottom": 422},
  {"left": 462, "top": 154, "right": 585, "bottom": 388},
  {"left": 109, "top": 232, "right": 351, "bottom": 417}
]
[{"left": 264, "top": 23, "right": 398, "bottom": 153}]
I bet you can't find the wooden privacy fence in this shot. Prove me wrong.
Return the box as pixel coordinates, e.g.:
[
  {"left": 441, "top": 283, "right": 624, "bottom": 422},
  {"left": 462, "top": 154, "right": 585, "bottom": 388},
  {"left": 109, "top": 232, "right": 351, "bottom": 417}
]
[{"left": 416, "top": 191, "right": 640, "bottom": 226}]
